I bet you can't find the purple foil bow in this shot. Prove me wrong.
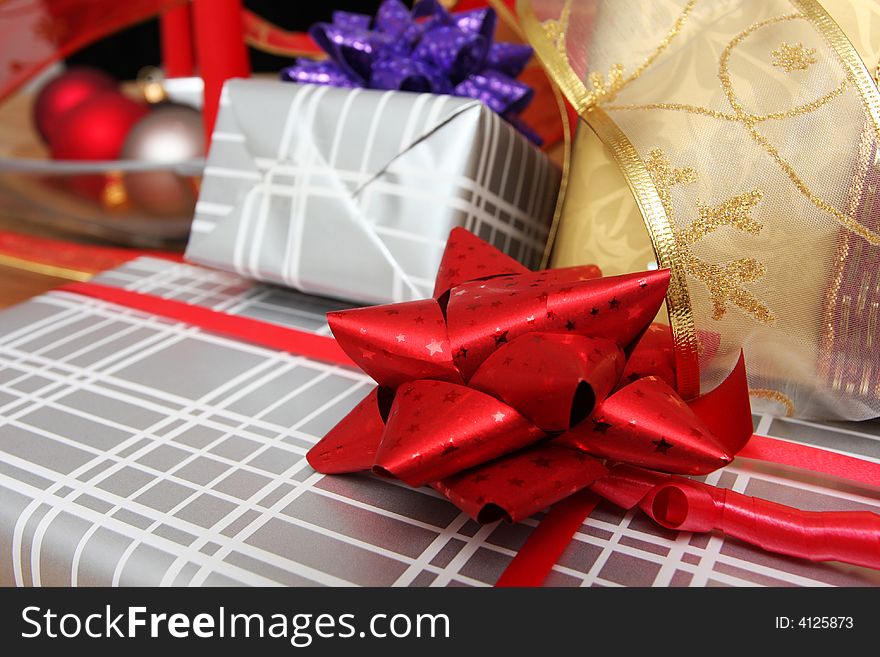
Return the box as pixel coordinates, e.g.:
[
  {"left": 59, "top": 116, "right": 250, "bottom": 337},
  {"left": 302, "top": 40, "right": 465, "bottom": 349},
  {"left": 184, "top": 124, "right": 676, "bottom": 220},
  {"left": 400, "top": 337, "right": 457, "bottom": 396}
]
[{"left": 281, "top": 0, "right": 538, "bottom": 142}]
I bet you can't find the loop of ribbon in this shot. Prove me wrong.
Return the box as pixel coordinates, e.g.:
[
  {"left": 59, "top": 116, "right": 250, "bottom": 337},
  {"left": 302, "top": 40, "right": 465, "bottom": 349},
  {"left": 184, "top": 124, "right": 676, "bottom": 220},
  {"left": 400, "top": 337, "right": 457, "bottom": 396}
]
[
  {"left": 280, "top": 0, "right": 539, "bottom": 142},
  {"left": 308, "top": 227, "right": 880, "bottom": 571}
]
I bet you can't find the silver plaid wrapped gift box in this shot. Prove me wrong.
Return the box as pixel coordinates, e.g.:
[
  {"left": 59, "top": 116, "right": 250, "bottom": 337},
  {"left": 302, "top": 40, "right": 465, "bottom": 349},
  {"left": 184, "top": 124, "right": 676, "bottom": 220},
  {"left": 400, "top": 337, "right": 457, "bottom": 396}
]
[
  {"left": 1, "top": 258, "right": 880, "bottom": 586},
  {"left": 185, "top": 79, "right": 560, "bottom": 305}
]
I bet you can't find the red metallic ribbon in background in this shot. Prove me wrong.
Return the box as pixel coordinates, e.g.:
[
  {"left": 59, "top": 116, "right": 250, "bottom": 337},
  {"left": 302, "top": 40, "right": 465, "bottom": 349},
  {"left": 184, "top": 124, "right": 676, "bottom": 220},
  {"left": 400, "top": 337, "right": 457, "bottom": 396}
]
[
  {"left": 0, "top": 0, "right": 188, "bottom": 102},
  {"left": 192, "top": 0, "right": 250, "bottom": 146},
  {"left": 0, "top": 0, "right": 252, "bottom": 150},
  {"left": 307, "top": 228, "right": 880, "bottom": 574},
  {"left": 160, "top": 2, "right": 194, "bottom": 78}
]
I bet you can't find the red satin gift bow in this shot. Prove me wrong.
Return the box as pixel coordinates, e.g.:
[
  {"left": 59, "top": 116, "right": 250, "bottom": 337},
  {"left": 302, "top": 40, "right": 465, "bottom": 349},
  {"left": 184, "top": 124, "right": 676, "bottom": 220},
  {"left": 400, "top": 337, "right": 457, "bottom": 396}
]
[
  {"left": 307, "top": 228, "right": 880, "bottom": 573},
  {"left": 309, "top": 228, "right": 750, "bottom": 515}
]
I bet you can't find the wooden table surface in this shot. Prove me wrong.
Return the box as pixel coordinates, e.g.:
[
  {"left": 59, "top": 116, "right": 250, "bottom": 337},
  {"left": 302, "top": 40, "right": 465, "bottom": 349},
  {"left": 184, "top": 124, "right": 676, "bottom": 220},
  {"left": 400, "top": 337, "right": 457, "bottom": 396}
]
[
  {"left": 0, "top": 201, "right": 173, "bottom": 309},
  {"left": 0, "top": 213, "right": 86, "bottom": 309},
  {"left": 0, "top": 211, "right": 184, "bottom": 309},
  {"left": 0, "top": 91, "right": 67, "bottom": 308},
  {"left": 0, "top": 265, "right": 67, "bottom": 309}
]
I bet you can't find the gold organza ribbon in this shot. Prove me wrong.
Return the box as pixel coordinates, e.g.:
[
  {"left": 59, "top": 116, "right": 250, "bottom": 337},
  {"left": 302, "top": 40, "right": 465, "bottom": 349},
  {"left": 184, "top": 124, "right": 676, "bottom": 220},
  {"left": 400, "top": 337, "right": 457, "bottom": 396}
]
[{"left": 519, "top": 0, "right": 880, "bottom": 420}]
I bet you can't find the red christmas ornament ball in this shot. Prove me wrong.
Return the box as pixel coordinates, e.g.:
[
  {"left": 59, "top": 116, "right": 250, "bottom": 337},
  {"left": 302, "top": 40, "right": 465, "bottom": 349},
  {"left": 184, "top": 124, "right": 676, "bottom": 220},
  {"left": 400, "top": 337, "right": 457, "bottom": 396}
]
[
  {"left": 49, "top": 91, "right": 149, "bottom": 161},
  {"left": 32, "top": 67, "right": 116, "bottom": 144}
]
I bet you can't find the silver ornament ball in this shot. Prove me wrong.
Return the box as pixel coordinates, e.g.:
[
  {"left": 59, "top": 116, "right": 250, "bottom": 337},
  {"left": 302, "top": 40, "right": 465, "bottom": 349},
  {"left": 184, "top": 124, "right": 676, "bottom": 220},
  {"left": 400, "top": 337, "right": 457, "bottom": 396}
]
[{"left": 121, "top": 103, "right": 203, "bottom": 217}]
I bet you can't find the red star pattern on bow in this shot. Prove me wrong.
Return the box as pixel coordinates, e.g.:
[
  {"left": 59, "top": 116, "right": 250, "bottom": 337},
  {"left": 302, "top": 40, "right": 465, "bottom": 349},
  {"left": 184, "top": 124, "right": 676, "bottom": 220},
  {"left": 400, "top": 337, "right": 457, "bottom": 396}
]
[{"left": 308, "top": 228, "right": 753, "bottom": 523}]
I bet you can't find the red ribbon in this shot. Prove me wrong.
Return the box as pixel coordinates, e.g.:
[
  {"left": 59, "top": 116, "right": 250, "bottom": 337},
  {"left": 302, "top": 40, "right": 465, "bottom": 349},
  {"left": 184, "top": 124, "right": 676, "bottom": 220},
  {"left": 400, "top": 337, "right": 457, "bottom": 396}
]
[
  {"left": 0, "top": 231, "right": 183, "bottom": 275},
  {"left": 59, "top": 281, "right": 353, "bottom": 367},
  {"left": 495, "top": 489, "right": 600, "bottom": 587},
  {"left": 591, "top": 463, "right": 880, "bottom": 568},
  {"left": 0, "top": 0, "right": 188, "bottom": 103}
]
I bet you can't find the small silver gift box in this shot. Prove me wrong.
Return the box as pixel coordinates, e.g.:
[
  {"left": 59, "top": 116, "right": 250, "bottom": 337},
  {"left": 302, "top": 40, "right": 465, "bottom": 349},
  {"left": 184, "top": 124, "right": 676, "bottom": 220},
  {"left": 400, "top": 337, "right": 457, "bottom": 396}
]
[{"left": 185, "top": 79, "right": 559, "bottom": 304}]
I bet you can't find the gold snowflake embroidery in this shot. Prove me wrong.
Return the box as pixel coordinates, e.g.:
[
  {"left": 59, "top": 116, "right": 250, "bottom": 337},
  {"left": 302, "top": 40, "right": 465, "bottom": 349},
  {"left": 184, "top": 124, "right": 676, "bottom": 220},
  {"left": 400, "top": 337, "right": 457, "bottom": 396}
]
[
  {"left": 585, "top": 65, "right": 626, "bottom": 105},
  {"left": 770, "top": 42, "right": 817, "bottom": 73},
  {"left": 540, "top": 0, "right": 573, "bottom": 59},
  {"left": 646, "top": 149, "right": 773, "bottom": 324}
]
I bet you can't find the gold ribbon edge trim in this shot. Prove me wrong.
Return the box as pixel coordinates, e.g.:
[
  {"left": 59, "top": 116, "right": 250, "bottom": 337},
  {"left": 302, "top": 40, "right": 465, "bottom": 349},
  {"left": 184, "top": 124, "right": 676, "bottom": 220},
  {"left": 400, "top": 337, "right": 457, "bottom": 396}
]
[
  {"left": 516, "top": 0, "right": 700, "bottom": 398},
  {"left": 0, "top": 253, "right": 94, "bottom": 282}
]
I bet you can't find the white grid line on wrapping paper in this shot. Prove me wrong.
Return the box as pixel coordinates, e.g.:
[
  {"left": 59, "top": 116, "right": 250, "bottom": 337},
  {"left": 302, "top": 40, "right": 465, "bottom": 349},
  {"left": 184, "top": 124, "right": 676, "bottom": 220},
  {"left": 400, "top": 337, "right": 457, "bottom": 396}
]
[
  {"left": 4, "top": 370, "right": 310, "bottom": 469},
  {"left": 330, "top": 88, "right": 364, "bottom": 167},
  {"left": 652, "top": 517, "right": 698, "bottom": 587},
  {"left": 0, "top": 280, "right": 230, "bottom": 422},
  {"left": 202, "top": 166, "right": 261, "bottom": 181},
  {"left": 0, "top": 470, "right": 277, "bottom": 587},
  {"left": 198, "top": 165, "right": 552, "bottom": 252},
  {"left": 240, "top": 159, "right": 550, "bottom": 249},
  {"left": 172, "top": 374, "right": 401, "bottom": 586},
  {"left": 497, "top": 118, "right": 517, "bottom": 256},
  {"left": 109, "top": 370, "right": 368, "bottom": 586},
  {"left": 294, "top": 88, "right": 341, "bottom": 292},
  {"left": 578, "top": 511, "right": 639, "bottom": 587},
  {"left": 223, "top": 288, "right": 339, "bottom": 338},
  {"left": 462, "top": 109, "right": 484, "bottom": 239},
  {"left": 207, "top": 173, "right": 547, "bottom": 253},
  {"left": 523, "top": 127, "right": 538, "bottom": 237},
  {"left": 430, "top": 523, "right": 499, "bottom": 588},
  {"left": 94, "top": 260, "right": 340, "bottom": 337},
  {"left": 1, "top": 319, "right": 213, "bottom": 584},
  {"left": 25, "top": 293, "right": 366, "bottom": 429},
  {"left": 248, "top": 87, "right": 399, "bottom": 301},
  {"left": 4, "top": 401, "right": 373, "bottom": 588},
  {"left": 295, "top": 86, "right": 423, "bottom": 302},
  {"left": 193, "top": 207, "right": 231, "bottom": 226},
  {"left": 510, "top": 134, "right": 530, "bottom": 264},
  {"left": 274, "top": 86, "right": 311, "bottom": 289},
  {"left": 250, "top": 88, "right": 316, "bottom": 280},
  {"left": 467, "top": 109, "right": 496, "bottom": 246},
  {"left": 359, "top": 90, "right": 396, "bottom": 174},
  {"left": 3, "top": 260, "right": 880, "bottom": 586},
  {"left": 482, "top": 110, "right": 503, "bottom": 256},
  {"left": 282, "top": 85, "right": 329, "bottom": 290},
  {"left": 389, "top": 513, "right": 471, "bottom": 587},
  {"left": 0, "top": 343, "right": 348, "bottom": 456},
  {"left": 522, "top": 126, "right": 541, "bottom": 261},
  {"left": 396, "top": 92, "right": 432, "bottom": 155},
  {"left": 154, "top": 377, "right": 374, "bottom": 585}
]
